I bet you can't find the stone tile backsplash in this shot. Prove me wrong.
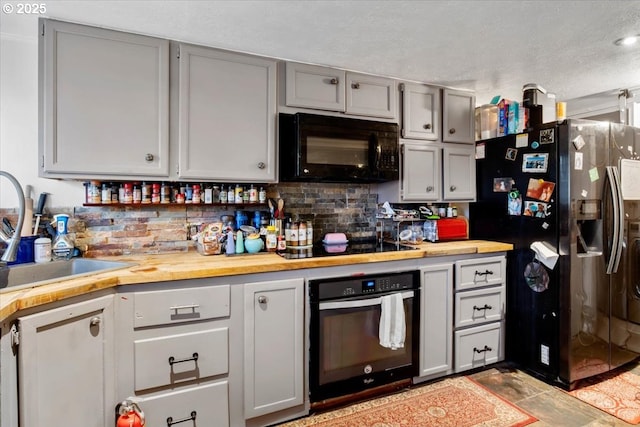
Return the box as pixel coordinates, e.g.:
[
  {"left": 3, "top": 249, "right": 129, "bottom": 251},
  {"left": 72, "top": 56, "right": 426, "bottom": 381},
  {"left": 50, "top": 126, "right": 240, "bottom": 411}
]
[{"left": 0, "top": 183, "right": 378, "bottom": 257}]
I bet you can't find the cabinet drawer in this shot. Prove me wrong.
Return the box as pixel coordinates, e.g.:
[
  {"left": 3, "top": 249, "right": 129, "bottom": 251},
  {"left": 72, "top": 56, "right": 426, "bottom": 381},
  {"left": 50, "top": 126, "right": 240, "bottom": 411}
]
[
  {"left": 134, "top": 327, "right": 228, "bottom": 391},
  {"left": 454, "top": 286, "right": 505, "bottom": 328},
  {"left": 133, "top": 284, "right": 230, "bottom": 328},
  {"left": 455, "top": 256, "right": 505, "bottom": 290},
  {"left": 454, "top": 322, "right": 504, "bottom": 372},
  {"left": 138, "top": 381, "right": 229, "bottom": 427}
]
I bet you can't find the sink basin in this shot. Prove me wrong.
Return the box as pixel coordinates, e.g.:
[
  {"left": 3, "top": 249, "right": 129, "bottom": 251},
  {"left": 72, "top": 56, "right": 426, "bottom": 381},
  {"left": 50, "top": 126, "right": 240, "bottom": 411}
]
[{"left": 1, "top": 258, "right": 134, "bottom": 293}]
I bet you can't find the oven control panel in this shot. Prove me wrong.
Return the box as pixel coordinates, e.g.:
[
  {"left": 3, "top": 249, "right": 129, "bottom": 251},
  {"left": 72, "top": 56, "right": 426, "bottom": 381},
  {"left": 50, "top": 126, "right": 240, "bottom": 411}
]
[{"left": 310, "top": 271, "right": 419, "bottom": 301}]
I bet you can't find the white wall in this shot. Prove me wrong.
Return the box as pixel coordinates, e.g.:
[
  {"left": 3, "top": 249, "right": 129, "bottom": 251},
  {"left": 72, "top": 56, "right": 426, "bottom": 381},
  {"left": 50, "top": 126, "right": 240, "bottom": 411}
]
[{"left": 0, "top": 12, "right": 83, "bottom": 210}]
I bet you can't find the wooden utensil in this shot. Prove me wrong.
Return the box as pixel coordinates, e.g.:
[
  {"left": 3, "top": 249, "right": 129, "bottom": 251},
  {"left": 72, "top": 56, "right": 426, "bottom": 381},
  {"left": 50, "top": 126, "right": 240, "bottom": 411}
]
[{"left": 277, "top": 199, "right": 284, "bottom": 219}]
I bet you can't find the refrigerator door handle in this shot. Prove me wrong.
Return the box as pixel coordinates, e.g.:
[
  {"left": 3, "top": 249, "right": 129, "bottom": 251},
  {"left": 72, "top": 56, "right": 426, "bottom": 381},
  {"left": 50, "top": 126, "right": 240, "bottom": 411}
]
[{"left": 605, "top": 166, "right": 625, "bottom": 274}]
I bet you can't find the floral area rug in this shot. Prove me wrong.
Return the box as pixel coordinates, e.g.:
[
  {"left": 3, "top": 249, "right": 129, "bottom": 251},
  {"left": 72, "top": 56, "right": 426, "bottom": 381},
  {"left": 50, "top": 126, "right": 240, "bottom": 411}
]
[
  {"left": 569, "top": 369, "right": 640, "bottom": 424},
  {"left": 279, "top": 376, "right": 537, "bottom": 427}
]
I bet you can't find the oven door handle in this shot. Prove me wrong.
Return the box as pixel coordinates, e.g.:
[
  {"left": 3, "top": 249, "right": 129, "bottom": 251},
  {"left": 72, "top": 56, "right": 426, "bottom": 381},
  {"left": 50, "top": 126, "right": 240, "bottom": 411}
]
[{"left": 319, "top": 291, "right": 414, "bottom": 310}]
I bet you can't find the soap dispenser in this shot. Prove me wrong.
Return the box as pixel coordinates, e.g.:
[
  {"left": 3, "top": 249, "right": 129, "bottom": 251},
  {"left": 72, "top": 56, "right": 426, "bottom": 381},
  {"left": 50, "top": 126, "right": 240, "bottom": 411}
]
[{"left": 52, "top": 214, "right": 74, "bottom": 260}]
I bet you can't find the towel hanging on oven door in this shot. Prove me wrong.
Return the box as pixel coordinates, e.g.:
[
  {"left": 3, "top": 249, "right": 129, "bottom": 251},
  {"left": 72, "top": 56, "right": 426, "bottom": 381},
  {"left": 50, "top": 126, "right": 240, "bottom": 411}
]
[{"left": 379, "top": 293, "right": 405, "bottom": 350}]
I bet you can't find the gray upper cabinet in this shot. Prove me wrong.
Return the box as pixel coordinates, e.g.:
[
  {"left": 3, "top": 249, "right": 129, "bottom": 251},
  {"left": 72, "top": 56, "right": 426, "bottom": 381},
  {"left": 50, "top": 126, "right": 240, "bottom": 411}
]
[
  {"left": 285, "top": 63, "right": 345, "bottom": 111},
  {"left": 401, "top": 83, "right": 440, "bottom": 140},
  {"left": 285, "top": 63, "right": 397, "bottom": 119},
  {"left": 39, "top": 19, "right": 170, "bottom": 179},
  {"left": 442, "top": 88, "right": 475, "bottom": 144},
  {"left": 178, "top": 44, "right": 277, "bottom": 182}
]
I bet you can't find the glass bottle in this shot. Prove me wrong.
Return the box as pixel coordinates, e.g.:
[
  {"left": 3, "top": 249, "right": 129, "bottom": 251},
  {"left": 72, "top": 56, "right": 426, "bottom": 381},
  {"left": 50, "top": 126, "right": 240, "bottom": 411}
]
[
  {"left": 227, "top": 185, "right": 235, "bottom": 204},
  {"left": 249, "top": 184, "right": 258, "bottom": 203},
  {"left": 258, "top": 186, "right": 266, "bottom": 204},
  {"left": 220, "top": 184, "right": 228, "bottom": 204},
  {"left": 266, "top": 226, "right": 277, "bottom": 252}
]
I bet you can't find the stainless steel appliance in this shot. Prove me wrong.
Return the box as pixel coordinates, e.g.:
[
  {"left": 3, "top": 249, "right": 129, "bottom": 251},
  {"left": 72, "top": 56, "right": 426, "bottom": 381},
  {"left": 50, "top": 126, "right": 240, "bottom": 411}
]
[
  {"left": 470, "top": 119, "right": 640, "bottom": 389},
  {"left": 309, "top": 270, "right": 419, "bottom": 401},
  {"left": 279, "top": 113, "right": 399, "bottom": 183}
]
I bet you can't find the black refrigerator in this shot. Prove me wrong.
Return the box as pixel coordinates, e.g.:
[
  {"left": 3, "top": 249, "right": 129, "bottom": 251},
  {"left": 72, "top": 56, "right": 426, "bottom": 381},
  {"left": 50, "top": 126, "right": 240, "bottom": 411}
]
[{"left": 470, "top": 119, "right": 640, "bottom": 389}]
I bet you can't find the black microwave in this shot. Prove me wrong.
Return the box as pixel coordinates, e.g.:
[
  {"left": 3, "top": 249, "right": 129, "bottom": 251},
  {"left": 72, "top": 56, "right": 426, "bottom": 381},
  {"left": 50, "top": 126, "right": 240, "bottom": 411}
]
[{"left": 279, "top": 113, "right": 399, "bottom": 183}]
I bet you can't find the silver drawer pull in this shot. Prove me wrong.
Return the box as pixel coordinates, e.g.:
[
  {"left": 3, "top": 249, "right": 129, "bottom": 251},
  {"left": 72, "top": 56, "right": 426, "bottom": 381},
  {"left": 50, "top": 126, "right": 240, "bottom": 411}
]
[
  {"left": 474, "top": 345, "right": 492, "bottom": 354},
  {"left": 473, "top": 304, "right": 493, "bottom": 311},
  {"left": 168, "top": 352, "right": 199, "bottom": 366},
  {"left": 167, "top": 411, "right": 197, "bottom": 426},
  {"left": 169, "top": 304, "right": 200, "bottom": 311},
  {"left": 474, "top": 270, "right": 494, "bottom": 277}
]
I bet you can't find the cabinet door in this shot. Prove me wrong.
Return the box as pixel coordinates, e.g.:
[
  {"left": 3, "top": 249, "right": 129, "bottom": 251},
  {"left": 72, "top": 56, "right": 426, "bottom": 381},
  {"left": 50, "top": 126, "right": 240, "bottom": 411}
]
[
  {"left": 18, "top": 295, "right": 114, "bottom": 427},
  {"left": 401, "top": 83, "right": 440, "bottom": 140},
  {"left": 419, "top": 264, "right": 453, "bottom": 378},
  {"left": 443, "top": 145, "right": 476, "bottom": 200},
  {"left": 244, "top": 278, "right": 304, "bottom": 419},
  {"left": 40, "top": 19, "right": 169, "bottom": 178},
  {"left": 442, "top": 88, "right": 475, "bottom": 144},
  {"left": 346, "top": 73, "right": 397, "bottom": 119},
  {"left": 402, "top": 142, "right": 441, "bottom": 201},
  {"left": 178, "top": 44, "right": 277, "bottom": 181},
  {"left": 285, "top": 62, "right": 345, "bottom": 111}
]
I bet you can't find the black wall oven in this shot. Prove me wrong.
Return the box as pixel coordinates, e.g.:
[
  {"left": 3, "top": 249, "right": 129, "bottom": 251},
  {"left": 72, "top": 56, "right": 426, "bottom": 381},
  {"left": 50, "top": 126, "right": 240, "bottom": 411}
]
[
  {"left": 279, "top": 113, "right": 399, "bottom": 183},
  {"left": 309, "top": 271, "right": 419, "bottom": 402}
]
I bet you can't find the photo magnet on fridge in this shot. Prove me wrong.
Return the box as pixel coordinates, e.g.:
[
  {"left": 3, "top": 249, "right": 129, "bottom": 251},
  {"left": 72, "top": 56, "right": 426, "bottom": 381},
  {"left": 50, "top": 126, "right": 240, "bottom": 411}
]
[
  {"left": 525, "top": 178, "right": 555, "bottom": 202},
  {"left": 522, "top": 153, "right": 549, "bottom": 173},
  {"left": 493, "top": 178, "right": 513, "bottom": 192},
  {"left": 523, "top": 201, "right": 549, "bottom": 218},
  {"left": 540, "top": 128, "right": 554, "bottom": 144},
  {"left": 507, "top": 189, "right": 522, "bottom": 216}
]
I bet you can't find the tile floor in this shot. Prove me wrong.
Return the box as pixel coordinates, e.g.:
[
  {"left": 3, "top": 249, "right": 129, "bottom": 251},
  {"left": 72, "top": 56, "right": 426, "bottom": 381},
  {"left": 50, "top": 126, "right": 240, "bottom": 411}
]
[{"left": 469, "top": 361, "right": 639, "bottom": 426}]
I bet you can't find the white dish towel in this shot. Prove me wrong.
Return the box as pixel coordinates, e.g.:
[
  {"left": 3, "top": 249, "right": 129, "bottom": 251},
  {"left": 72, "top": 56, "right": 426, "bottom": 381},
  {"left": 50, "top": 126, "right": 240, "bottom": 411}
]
[{"left": 379, "top": 293, "right": 406, "bottom": 350}]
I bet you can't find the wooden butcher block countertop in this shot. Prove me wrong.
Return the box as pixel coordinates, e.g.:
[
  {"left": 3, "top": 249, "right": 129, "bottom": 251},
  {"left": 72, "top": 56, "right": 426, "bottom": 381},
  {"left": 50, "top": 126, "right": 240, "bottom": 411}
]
[{"left": 0, "top": 240, "right": 512, "bottom": 321}]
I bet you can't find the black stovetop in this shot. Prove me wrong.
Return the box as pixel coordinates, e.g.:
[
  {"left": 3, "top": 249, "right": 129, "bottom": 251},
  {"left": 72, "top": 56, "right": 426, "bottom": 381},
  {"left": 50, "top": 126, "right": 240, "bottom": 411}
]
[{"left": 277, "top": 240, "right": 416, "bottom": 260}]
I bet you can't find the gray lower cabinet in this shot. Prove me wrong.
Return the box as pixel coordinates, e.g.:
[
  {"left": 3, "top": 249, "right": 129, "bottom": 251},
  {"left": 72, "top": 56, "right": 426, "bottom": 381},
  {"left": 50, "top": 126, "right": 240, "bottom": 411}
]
[
  {"left": 116, "top": 281, "right": 233, "bottom": 427},
  {"left": 39, "top": 19, "right": 170, "bottom": 179},
  {"left": 244, "top": 278, "right": 305, "bottom": 420},
  {"left": 443, "top": 145, "right": 476, "bottom": 201},
  {"left": 17, "top": 295, "right": 115, "bottom": 427},
  {"left": 418, "top": 263, "right": 453, "bottom": 379},
  {"left": 453, "top": 255, "right": 506, "bottom": 372}
]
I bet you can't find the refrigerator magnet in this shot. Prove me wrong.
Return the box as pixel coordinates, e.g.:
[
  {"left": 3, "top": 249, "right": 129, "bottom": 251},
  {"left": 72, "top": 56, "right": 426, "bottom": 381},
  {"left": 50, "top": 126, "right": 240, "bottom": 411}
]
[
  {"left": 589, "top": 167, "right": 600, "bottom": 182},
  {"left": 507, "top": 190, "right": 522, "bottom": 216},
  {"left": 494, "top": 178, "right": 513, "bottom": 192},
  {"left": 524, "top": 260, "right": 549, "bottom": 293},
  {"left": 573, "top": 134, "right": 586, "bottom": 150},
  {"left": 515, "top": 134, "right": 528, "bottom": 148},
  {"left": 505, "top": 148, "right": 517, "bottom": 161},
  {"left": 525, "top": 179, "right": 555, "bottom": 202},
  {"left": 523, "top": 201, "right": 548, "bottom": 218},
  {"left": 476, "top": 143, "right": 486, "bottom": 160},
  {"left": 574, "top": 152, "right": 583, "bottom": 170},
  {"left": 522, "top": 153, "right": 549, "bottom": 173},
  {"left": 540, "top": 128, "right": 554, "bottom": 144}
]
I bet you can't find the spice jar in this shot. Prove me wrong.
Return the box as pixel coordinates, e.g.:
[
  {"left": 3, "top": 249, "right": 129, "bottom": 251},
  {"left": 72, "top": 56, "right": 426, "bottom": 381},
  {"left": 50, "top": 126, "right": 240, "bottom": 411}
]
[
  {"left": 290, "top": 222, "right": 299, "bottom": 246},
  {"left": 266, "top": 226, "right": 277, "bottom": 252},
  {"left": 101, "top": 182, "right": 111, "bottom": 204},
  {"left": 249, "top": 184, "right": 258, "bottom": 203},
  {"left": 151, "top": 183, "right": 161, "bottom": 204},
  {"left": 123, "top": 183, "right": 133, "bottom": 204},
  {"left": 141, "top": 182, "right": 151, "bottom": 204},
  {"left": 160, "top": 182, "right": 170, "bottom": 204},
  {"left": 298, "top": 221, "right": 307, "bottom": 246},
  {"left": 306, "top": 221, "right": 314, "bottom": 245}
]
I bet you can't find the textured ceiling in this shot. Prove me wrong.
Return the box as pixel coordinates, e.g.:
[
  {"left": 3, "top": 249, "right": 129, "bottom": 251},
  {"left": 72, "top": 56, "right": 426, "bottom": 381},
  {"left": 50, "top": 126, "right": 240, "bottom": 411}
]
[{"left": 5, "top": 0, "right": 640, "bottom": 105}]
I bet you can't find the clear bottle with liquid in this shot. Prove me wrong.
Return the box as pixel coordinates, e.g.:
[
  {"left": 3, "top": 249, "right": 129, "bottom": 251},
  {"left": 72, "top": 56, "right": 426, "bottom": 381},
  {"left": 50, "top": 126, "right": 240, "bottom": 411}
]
[{"left": 52, "top": 214, "right": 74, "bottom": 260}]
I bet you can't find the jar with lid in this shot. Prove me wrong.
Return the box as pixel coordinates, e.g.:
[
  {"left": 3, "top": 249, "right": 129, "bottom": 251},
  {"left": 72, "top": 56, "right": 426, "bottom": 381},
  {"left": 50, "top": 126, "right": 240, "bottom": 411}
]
[
  {"left": 151, "top": 183, "right": 161, "bottom": 204},
  {"left": 185, "top": 184, "right": 193, "bottom": 203},
  {"left": 242, "top": 187, "right": 250, "bottom": 204},
  {"left": 290, "top": 222, "right": 299, "bottom": 246},
  {"left": 220, "top": 184, "right": 228, "bottom": 204},
  {"left": 192, "top": 184, "right": 201, "bottom": 204},
  {"left": 110, "top": 182, "right": 119, "bottom": 203},
  {"left": 284, "top": 222, "right": 292, "bottom": 247},
  {"left": 306, "top": 221, "right": 313, "bottom": 245},
  {"left": 212, "top": 185, "right": 220, "bottom": 203},
  {"left": 277, "top": 235, "right": 286, "bottom": 252},
  {"left": 298, "top": 221, "right": 307, "bottom": 246},
  {"left": 160, "top": 182, "right": 170, "bottom": 204},
  {"left": 118, "top": 183, "right": 125, "bottom": 203},
  {"left": 258, "top": 186, "right": 266, "bottom": 204},
  {"left": 123, "top": 183, "right": 133, "bottom": 204},
  {"left": 101, "top": 183, "right": 111, "bottom": 204},
  {"left": 227, "top": 185, "right": 235, "bottom": 204},
  {"left": 133, "top": 183, "right": 142, "bottom": 203},
  {"left": 87, "top": 181, "right": 101, "bottom": 204},
  {"left": 235, "top": 184, "right": 244, "bottom": 204},
  {"left": 141, "top": 182, "right": 151, "bottom": 204},
  {"left": 248, "top": 184, "right": 258, "bottom": 203},
  {"left": 266, "top": 226, "right": 277, "bottom": 252}
]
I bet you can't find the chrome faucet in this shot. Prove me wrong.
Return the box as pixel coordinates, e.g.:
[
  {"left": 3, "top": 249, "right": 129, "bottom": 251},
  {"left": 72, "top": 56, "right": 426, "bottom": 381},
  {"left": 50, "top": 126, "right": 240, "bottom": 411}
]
[{"left": 0, "top": 171, "right": 25, "bottom": 263}]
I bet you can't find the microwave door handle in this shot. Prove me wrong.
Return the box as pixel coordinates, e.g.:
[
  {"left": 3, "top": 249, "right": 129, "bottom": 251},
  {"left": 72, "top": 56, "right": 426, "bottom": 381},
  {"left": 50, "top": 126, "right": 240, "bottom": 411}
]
[
  {"left": 605, "top": 166, "right": 625, "bottom": 274},
  {"left": 319, "top": 291, "right": 414, "bottom": 310}
]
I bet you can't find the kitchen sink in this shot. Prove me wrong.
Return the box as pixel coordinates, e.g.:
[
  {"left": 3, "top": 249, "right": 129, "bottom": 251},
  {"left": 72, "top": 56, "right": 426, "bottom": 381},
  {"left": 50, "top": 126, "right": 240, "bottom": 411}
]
[{"left": 0, "top": 258, "right": 134, "bottom": 293}]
